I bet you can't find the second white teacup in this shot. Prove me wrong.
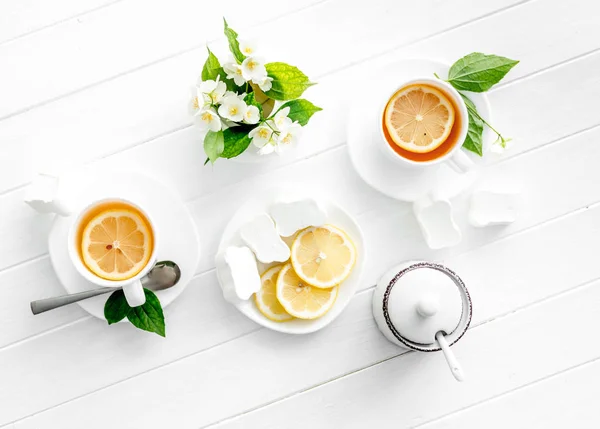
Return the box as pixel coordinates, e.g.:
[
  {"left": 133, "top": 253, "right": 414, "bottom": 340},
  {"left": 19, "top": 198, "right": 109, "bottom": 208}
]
[{"left": 379, "top": 77, "right": 472, "bottom": 173}]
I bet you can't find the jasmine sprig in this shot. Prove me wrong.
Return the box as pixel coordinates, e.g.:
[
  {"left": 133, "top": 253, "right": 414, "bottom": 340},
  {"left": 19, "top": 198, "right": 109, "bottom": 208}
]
[{"left": 437, "top": 52, "right": 518, "bottom": 155}]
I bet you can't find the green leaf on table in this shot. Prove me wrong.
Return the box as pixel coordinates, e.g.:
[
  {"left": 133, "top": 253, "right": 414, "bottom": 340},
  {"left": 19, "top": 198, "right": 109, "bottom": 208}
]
[
  {"left": 221, "top": 127, "right": 252, "bottom": 159},
  {"left": 460, "top": 93, "right": 484, "bottom": 156},
  {"left": 265, "top": 62, "right": 315, "bottom": 100},
  {"left": 103, "top": 288, "right": 166, "bottom": 336},
  {"left": 276, "top": 99, "right": 322, "bottom": 126},
  {"left": 448, "top": 53, "right": 519, "bottom": 92},
  {"left": 204, "top": 130, "right": 225, "bottom": 164},
  {"left": 104, "top": 290, "right": 129, "bottom": 325},
  {"left": 223, "top": 18, "right": 245, "bottom": 64},
  {"left": 126, "top": 289, "right": 166, "bottom": 337},
  {"left": 244, "top": 92, "right": 263, "bottom": 115}
]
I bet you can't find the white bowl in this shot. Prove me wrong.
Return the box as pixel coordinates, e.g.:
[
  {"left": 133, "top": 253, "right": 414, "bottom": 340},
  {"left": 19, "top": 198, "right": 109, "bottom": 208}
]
[{"left": 216, "top": 187, "right": 365, "bottom": 334}]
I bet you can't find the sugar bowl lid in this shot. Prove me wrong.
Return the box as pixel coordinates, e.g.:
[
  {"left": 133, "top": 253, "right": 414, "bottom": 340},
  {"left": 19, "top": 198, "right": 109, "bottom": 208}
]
[{"left": 382, "top": 261, "right": 472, "bottom": 351}]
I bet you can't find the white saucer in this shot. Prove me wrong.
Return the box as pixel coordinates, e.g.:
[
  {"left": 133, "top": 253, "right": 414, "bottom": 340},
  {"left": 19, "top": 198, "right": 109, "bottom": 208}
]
[
  {"left": 347, "top": 58, "right": 494, "bottom": 202},
  {"left": 216, "top": 187, "right": 365, "bottom": 334},
  {"left": 48, "top": 170, "right": 201, "bottom": 321}
]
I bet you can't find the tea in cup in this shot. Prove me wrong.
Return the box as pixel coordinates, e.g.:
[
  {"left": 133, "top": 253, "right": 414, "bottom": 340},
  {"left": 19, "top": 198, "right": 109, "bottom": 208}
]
[
  {"left": 67, "top": 198, "right": 159, "bottom": 307},
  {"left": 380, "top": 78, "right": 472, "bottom": 172}
]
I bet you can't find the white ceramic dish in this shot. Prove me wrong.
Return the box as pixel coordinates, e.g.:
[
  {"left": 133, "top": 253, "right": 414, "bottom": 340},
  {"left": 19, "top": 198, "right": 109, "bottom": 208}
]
[
  {"left": 47, "top": 170, "right": 201, "bottom": 321},
  {"left": 216, "top": 187, "right": 365, "bottom": 334},
  {"left": 347, "top": 58, "right": 494, "bottom": 203}
]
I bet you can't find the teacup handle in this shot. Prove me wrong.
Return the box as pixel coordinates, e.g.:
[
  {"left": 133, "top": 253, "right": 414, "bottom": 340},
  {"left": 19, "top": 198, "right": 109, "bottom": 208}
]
[
  {"left": 446, "top": 149, "right": 473, "bottom": 174},
  {"left": 122, "top": 280, "right": 146, "bottom": 307}
]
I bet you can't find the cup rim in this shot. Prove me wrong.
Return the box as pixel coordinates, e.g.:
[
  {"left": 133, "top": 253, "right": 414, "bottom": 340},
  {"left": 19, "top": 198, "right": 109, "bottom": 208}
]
[
  {"left": 67, "top": 197, "right": 159, "bottom": 288},
  {"left": 379, "top": 77, "right": 469, "bottom": 167},
  {"left": 380, "top": 261, "right": 472, "bottom": 352}
]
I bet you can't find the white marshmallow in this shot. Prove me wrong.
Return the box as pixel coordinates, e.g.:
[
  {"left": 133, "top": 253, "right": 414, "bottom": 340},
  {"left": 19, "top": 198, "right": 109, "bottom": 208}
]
[
  {"left": 269, "top": 198, "right": 327, "bottom": 237},
  {"left": 240, "top": 214, "right": 290, "bottom": 263},
  {"left": 215, "top": 246, "right": 261, "bottom": 302},
  {"left": 469, "top": 190, "right": 519, "bottom": 227}
]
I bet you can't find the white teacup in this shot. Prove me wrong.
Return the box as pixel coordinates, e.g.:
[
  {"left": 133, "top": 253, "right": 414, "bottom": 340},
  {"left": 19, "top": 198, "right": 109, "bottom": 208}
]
[
  {"left": 379, "top": 77, "right": 472, "bottom": 173},
  {"left": 67, "top": 198, "right": 159, "bottom": 307}
]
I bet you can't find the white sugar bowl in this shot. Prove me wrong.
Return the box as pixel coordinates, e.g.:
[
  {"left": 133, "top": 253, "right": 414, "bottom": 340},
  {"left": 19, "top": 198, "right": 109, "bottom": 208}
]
[{"left": 372, "top": 261, "right": 472, "bottom": 381}]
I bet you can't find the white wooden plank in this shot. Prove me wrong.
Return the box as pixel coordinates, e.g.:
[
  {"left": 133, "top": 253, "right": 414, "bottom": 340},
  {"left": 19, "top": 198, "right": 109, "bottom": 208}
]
[
  {"left": 209, "top": 282, "right": 600, "bottom": 429},
  {"left": 2, "top": 88, "right": 600, "bottom": 358},
  {"left": 0, "top": 0, "right": 594, "bottom": 195},
  {"left": 5, "top": 188, "right": 600, "bottom": 427},
  {"left": 0, "top": 0, "right": 522, "bottom": 120},
  {"left": 14, "top": 268, "right": 600, "bottom": 428},
  {"left": 418, "top": 358, "right": 600, "bottom": 428},
  {"left": 0, "top": 270, "right": 258, "bottom": 425},
  {"left": 0, "top": 257, "right": 87, "bottom": 348},
  {"left": 0, "top": 47, "right": 600, "bottom": 274},
  {"left": 0, "top": 0, "right": 119, "bottom": 44},
  {"left": 2, "top": 49, "right": 599, "bottom": 272}
]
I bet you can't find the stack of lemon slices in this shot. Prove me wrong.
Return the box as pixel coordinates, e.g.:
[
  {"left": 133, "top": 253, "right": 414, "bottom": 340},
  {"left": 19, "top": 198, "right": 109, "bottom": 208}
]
[{"left": 254, "top": 225, "right": 356, "bottom": 322}]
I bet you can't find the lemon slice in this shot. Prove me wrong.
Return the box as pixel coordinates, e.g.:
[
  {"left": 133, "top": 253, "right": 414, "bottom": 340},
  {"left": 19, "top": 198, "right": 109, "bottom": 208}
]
[
  {"left": 254, "top": 265, "right": 294, "bottom": 322},
  {"left": 81, "top": 209, "right": 152, "bottom": 280},
  {"left": 384, "top": 84, "right": 455, "bottom": 153},
  {"left": 290, "top": 225, "right": 356, "bottom": 288},
  {"left": 275, "top": 263, "right": 338, "bottom": 319}
]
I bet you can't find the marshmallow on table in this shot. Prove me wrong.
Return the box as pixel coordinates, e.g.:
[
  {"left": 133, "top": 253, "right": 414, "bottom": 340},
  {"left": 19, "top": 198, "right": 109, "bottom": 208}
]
[
  {"left": 413, "top": 198, "right": 461, "bottom": 249},
  {"left": 468, "top": 189, "right": 519, "bottom": 227},
  {"left": 270, "top": 198, "right": 327, "bottom": 237},
  {"left": 215, "top": 246, "right": 261, "bottom": 302},
  {"left": 24, "top": 173, "right": 71, "bottom": 215},
  {"left": 240, "top": 213, "right": 290, "bottom": 263}
]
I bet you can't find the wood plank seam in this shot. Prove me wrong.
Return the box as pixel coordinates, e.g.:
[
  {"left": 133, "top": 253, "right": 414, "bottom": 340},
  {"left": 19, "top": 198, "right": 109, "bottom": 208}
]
[
  {"left": 493, "top": 45, "right": 600, "bottom": 91},
  {"left": 2, "top": 326, "right": 264, "bottom": 428},
  {"left": 0, "top": 0, "right": 331, "bottom": 123},
  {"left": 319, "top": 0, "right": 534, "bottom": 79},
  {"left": 413, "top": 354, "right": 600, "bottom": 428},
  {"left": 0, "top": 0, "right": 125, "bottom": 48}
]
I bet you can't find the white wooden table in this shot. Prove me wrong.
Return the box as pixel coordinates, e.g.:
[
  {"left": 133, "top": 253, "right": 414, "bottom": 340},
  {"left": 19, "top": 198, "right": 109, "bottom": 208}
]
[{"left": 2, "top": 0, "right": 599, "bottom": 427}]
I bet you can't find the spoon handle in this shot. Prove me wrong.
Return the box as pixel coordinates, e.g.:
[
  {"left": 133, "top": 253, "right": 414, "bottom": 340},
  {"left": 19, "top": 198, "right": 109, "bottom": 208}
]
[
  {"left": 435, "top": 331, "right": 465, "bottom": 382},
  {"left": 30, "top": 288, "right": 111, "bottom": 315}
]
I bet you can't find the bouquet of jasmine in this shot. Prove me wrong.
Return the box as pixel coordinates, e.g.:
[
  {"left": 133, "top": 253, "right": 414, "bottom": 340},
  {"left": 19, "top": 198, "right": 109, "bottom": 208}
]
[{"left": 190, "top": 19, "right": 322, "bottom": 164}]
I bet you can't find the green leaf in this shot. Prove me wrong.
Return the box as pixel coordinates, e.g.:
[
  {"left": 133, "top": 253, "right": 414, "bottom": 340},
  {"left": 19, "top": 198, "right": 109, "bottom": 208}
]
[
  {"left": 448, "top": 53, "right": 519, "bottom": 92},
  {"left": 126, "top": 289, "right": 165, "bottom": 337},
  {"left": 223, "top": 18, "right": 245, "bottom": 64},
  {"left": 265, "top": 62, "right": 315, "bottom": 100},
  {"left": 244, "top": 92, "right": 263, "bottom": 115},
  {"left": 104, "top": 290, "right": 129, "bottom": 325},
  {"left": 460, "top": 93, "right": 484, "bottom": 156},
  {"left": 200, "top": 47, "right": 237, "bottom": 92},
  {"left": 204, "top": 130, "right": 225, "bottom": 164},
  {"left": 201, "top": 47, "right": 222, "bottom": 81},
  {"left": 221, "top": 127, "right": 252, "bottom": 159},
  {"left": 276, "top": 99, "right": 322, "bottom": 126}
]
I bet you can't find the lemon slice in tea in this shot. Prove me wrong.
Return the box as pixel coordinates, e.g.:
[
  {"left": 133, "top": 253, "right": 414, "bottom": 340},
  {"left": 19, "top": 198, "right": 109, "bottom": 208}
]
[
  {"left": 384, "top": 84, "right": 455, "bottom": 153},
  {"left": 81, "top": 208, "right": 152, "bottom": 280}
]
